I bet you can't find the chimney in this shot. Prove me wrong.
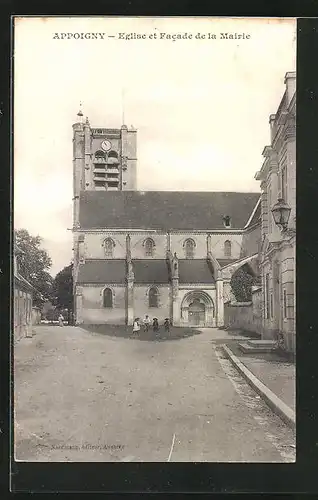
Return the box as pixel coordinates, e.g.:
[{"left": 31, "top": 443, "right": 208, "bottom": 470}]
[
  {"left": 284, "top": 71, "right": 296, "bottom": 106},
  {"left": 269, "top": 114, "right": 276, "bottom": 143}
]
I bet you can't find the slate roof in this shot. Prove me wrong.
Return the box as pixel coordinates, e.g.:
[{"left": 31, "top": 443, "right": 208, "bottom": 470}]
[
  {"left": 245, "top": 198, "right": 261, "bottom": 228},
  {"left": 14, "top": 273, "right": 35, "bottom": 291},
  {"left": 77, "top": 260, "right": 126, "bottom": 284},
  {"left": 178, "top": 259, "right": 215, "bottom": 283},
  {"left": 217, "top": 258, "right": 238, "bottom": 268},
  {"left": 133, "top": 260, "right": 169, "bottom": 284},
  {"left": 79, "top": 191, "right": 260, "bottom": 230}
]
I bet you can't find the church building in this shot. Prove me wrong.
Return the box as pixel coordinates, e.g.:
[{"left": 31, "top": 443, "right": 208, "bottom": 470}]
[{"left": 72, "top": 110, "right": 261, "bottom": 327}]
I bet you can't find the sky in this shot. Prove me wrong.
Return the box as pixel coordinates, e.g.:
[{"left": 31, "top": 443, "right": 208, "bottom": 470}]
[{"left": 14, "top": 17, "right": 296, "bottom": 276}]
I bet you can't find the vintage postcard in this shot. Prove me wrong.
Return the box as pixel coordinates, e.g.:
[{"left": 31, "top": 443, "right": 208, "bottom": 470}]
[{"left": 14, "top": 16, "right": 296, "bottom": 464}]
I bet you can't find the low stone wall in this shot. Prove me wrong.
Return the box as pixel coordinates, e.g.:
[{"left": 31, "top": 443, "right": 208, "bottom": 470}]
[{"left": 224, "top": 288, "right": 262, "bottom": 335}]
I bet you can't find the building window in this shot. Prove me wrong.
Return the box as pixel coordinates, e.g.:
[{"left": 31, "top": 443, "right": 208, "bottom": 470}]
[
  {"left": 108, "top": 150, "right": 118, "bottom": 159},
  {"left": 184, "top": 238, "right": 195, "bottom": 259},
  {"left": 281, "top": 165, "right": 288, "bottom": 202},
  {"left": 94, "top": 150, "right": 106, "bottom": 163},
  {"left": 265, "top": 273, "right": 270, "bottom": 319},
  {"left": 283, "top": 289, "right": 287, "bottom": 319},
  {"left": 104, "top": 238, "right": 115, "bottom": 258},
  {"left": 149, "top": 287, "right": 159, "bottom": 308},
  {"left": 144, "top": 238, "right": 155, "bottom": 257},
  {"left": 103, "top": 288, "right": 113, "bottom": 308},
  {"left": 223, "top": 215, "right": 231, "bottom": 228},
  {"left": 224, "top": 240, "right": 232, "bottom": 258}
]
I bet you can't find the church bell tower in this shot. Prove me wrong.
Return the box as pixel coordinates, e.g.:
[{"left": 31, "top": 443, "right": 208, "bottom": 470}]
[{"left": 72, "top": 108, "right": 137, "bottom": 195}]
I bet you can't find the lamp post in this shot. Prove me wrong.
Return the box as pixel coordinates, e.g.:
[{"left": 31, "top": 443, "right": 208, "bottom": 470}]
[{"left": 271, "top": 198, "right": 294, "bottom": 233}]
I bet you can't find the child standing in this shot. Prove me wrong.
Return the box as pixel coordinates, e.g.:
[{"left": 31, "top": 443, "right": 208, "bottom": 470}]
[
  {"left": 132, "top": 318, "right": 141, "bottom": 338},
  {"left": 164, "top": 318, "right": 170, "bottom": 333},
  {"left": 143, "top": 314, "right": 151, "bottom": 332}
]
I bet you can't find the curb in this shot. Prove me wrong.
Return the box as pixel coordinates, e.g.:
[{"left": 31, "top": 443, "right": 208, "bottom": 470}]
[{"left": 222, "top": 344, "right": 296, "bottom": 429}]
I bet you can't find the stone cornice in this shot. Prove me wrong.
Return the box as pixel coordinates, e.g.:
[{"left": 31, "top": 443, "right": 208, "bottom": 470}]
[
  {"left": 262, "top": 145, "right": 274, "bottom": 158},
  {"left": 133, "top": 283, "right": 169, "bottom": 287},
  {"left": 74, "top": 228, "right": 248, "bottom": 235},
  {"left": 179, "top": 284, "right": 216, "bottom": 289},
  {"left": 77, "top": 283, "right": 126, "bottom": 287},
  {"left": 272, "top": 112, "right": 296, "bottom": 150}
]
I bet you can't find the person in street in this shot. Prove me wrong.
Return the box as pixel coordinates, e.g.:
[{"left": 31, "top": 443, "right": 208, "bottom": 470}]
[
  {"left": 153, "top": 317, "right": 159, "bottom": 334},
  {"left": 164, "top": 318, "right": 170, "bottom": 333},
  {"left": 131, "top": 318, "right": 141, "bottom": 338},
  {"left": 143, "top": 314, "right": 151, "bottom": 332},
  {"left": 58, "top": 313, "right": 64, "bottom": 327}
]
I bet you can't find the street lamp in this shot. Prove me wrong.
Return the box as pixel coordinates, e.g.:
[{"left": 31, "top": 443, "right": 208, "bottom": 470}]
[{"left": 271, "top": 198, "right": 292, "bottom": 231}]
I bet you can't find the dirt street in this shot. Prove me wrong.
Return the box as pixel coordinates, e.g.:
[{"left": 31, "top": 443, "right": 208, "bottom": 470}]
[{"left": 14, "top": 325, "right": 295, "bottom": 462}]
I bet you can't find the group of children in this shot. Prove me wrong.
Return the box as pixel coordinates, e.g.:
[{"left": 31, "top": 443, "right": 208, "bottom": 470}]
[{"left": 131, "top": 315, "right": 170, "bottom": 337}]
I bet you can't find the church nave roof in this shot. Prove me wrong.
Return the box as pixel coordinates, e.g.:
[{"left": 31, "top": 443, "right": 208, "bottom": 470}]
[{"left": 79, "top": 191, "right": 260, "bottom": 231}]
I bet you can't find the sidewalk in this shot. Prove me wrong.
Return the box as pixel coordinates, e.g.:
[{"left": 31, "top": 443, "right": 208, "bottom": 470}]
[{"left": 225, "top": 342, "right": 295, "bottom": 414}]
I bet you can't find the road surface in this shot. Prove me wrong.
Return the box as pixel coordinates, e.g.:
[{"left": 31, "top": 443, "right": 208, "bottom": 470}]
[{"left": 14, "top": 325, "right": 295, "bottom": 462}]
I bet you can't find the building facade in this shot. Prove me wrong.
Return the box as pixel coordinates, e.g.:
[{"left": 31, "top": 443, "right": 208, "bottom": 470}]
[
  {"left": 14, "top": 246, "right": 34, "bottom": 341},
  {"left": 255, "top": 71, "right": 296, "bottom": 353},
  {"left": 72, "top": 111, "right": 261, "bottom": 327}
]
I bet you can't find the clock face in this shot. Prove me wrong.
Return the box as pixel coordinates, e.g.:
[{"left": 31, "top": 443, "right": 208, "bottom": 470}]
[{"left": 101, "top": 140, "right": 112, "bottom": 152}]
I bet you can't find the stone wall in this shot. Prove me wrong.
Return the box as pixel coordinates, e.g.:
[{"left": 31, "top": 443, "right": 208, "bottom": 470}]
[
  {"left": 32, "top": 307, "right": 41, "bottom": 325},
  {"left": 261, "top": 239, "right": 295, "bottom": 352},
  {"left": 81, "top": 285, "right": 126, "bottom": 324},
  {"left": 14, "top": 287, "right": 33, "bottom": 341},
  {"left": 240, "top": 223, "right": 261, "bottom": 259},
  {"left": 170, "top": 233, "right": 243, "bottom": 260},
  {"left": 80, "top": 230, "right": 245, "bottom": 261},
  {"left": 224, "top": 287, "right": 262, "bottom": 335},
  {"left": 133, "top": 285, "right": 170, "bottom": 323}
]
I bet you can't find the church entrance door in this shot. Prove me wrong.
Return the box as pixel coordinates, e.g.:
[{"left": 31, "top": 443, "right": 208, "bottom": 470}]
[{"left": 188, "top": 299, "right": 205, "bottom": 326}]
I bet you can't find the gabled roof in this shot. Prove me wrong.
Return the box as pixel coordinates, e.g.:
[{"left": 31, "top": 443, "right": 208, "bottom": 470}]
[
  {"left": 79, "top": 191, "right": 260, "bottom": 231},
  {"left": 14, "top": 273, "right": 35, "bottom": 292},
  {"left": 133, "top": 260, "right": 169, "bottom": 284},
  {"left": 77, "top": 260, "right": 126, "bottom": 284},
  {"left": 216, "top": 258, "right": 237, "bottom": 268},
  {"left": 244, "top": 197, "right": 261, "bottom": 229},
  {"left": 179, "top": 259, "right": 215, "bottom": 284}
]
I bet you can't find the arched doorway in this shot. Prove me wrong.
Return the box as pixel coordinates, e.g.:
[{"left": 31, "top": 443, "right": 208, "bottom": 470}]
[
  {"left": 188, "top": 298, "right": 205, "bottom": 326},
  {"left": 180, "top": 291, "right": 215, "bottom": 327}
]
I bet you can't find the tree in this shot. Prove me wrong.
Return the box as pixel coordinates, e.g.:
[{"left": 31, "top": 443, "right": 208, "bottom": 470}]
[
  {"left": 14, "top": 228, "right": 54, "bottom": 306},
  {"left": 52, "top": 263, "right": 73, "bottom": 324},
  {"left": 230, "top": 266, "right": 259, "bottom": 303}
]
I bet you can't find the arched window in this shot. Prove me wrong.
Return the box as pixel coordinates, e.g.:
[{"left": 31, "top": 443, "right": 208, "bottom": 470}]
[
  {"left": 95, "top": 150, "right": 106, "bottom": 160},
  {"left": 104, "top": 238, "right": 115, "bottom": 258},
  {"left": 184, "top": 238, "right": 195, "bottom": 259},
  {"left": 224, "top": 240, "right": 232, "bottom": 258},
  {"left": 103, "top": 288, "right": 113, "bottom": 308},
  {"left": 108, "top": 150, "right": 118, "bottom": 159},
  {"left": 144, "top": 238, "right": 155, "bottom": 257},
  {"left": 149, "top": 287, "right": 159, "bottom": 308}
]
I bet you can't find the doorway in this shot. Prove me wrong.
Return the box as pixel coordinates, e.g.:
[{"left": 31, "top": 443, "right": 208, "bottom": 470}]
[{"left": 188, "top": 299, "right": 205, "bottom": 326}]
